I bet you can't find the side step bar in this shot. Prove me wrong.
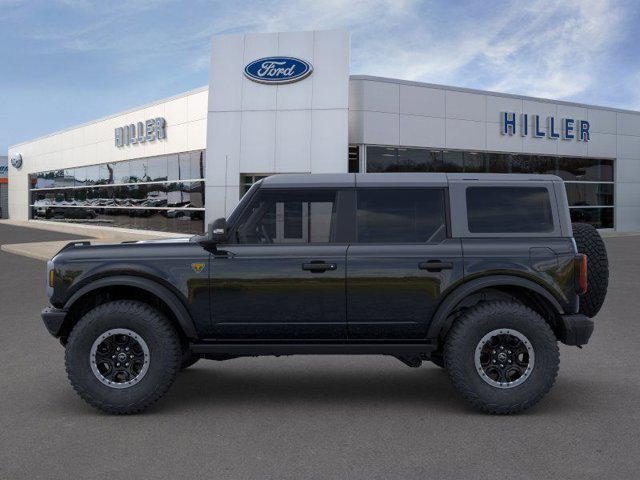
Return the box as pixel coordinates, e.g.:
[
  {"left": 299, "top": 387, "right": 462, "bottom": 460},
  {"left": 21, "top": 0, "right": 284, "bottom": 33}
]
[{"left": 190, "top": 342, "right": 437, "bottom": 357}]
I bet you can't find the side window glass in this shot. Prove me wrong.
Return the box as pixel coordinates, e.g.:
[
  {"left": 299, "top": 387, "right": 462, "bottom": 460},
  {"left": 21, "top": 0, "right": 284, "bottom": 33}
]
[
  {"left": 356, "top": 189, "right": 446, "bottom": 243},
  {"left": 466, "top": 187, "right": 554, "bottom": 233},
  {"left": 236, "top": 190, "right": 337, "bottom": 244}
]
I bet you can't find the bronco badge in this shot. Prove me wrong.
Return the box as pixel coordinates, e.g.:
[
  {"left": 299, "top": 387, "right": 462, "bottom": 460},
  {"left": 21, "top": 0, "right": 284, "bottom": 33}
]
[{"left": 191, "top": 263, "right": 206, "bottom": 273}]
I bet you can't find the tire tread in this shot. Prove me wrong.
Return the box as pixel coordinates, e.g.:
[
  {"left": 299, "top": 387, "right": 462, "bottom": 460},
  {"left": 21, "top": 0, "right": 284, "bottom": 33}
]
[
  {"left": 444, "top": 301, "right": 559, "bottom": 414},
  {"left": 572, "top": 222, "right": 609, "bottom": 317},
  {"left": 65, "top": 300, "right": 181, "bottom": 415}
]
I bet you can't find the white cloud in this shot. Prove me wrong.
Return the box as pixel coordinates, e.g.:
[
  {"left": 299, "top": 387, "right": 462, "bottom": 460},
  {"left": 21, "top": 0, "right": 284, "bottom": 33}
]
[
  {"left": 345, "top": 0, "right": 624, "bottom": 101},
  {"left": 484, "top": 0, "right": 623, "bottom": 99},
  {"left": 7, "top": 0, "right": 633, "bottom": 104}
]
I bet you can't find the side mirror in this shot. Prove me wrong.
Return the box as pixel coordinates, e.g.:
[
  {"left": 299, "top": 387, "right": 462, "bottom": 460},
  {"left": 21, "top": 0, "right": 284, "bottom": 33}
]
[{"left": 209, "top": 217, "right": 227, "bottom": 244}]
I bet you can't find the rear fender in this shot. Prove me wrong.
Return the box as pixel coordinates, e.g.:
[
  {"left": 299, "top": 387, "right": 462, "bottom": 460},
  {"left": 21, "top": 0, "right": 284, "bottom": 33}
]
[{"left": 426, "top": 275, "right": 564, "bottom": 339}]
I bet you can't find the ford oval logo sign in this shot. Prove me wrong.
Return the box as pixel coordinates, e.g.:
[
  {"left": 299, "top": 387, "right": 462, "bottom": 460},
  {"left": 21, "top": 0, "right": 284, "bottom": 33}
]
[
  {"left": 244, "top": 56, "right": 313, "bottom": 85},
  {"left": 10, "top": 153, "right": 22, "bottom": 169}
]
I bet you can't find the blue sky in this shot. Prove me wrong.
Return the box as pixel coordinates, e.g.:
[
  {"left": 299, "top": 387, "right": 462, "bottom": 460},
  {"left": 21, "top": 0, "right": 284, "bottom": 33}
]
[{"left": 2, "top": 0, "right": 639, "bottom": 153}]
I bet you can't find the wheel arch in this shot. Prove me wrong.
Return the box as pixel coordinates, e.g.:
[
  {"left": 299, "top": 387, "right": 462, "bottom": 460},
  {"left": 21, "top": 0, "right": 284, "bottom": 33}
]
[
  {"left": 61, "top": 275, "right": 198, "bottom": 342},
  {"left": 427, "top": 275, "right": 565, "bottom": 341}
]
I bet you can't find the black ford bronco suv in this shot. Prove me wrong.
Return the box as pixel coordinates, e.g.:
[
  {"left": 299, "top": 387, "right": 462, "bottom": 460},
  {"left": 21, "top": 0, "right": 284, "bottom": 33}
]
[{"left": 42, "top": 173, "right": 609, "bottom": 414}]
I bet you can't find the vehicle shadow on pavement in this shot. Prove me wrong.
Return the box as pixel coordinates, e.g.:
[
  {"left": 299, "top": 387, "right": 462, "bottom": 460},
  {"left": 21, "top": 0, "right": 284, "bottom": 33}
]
[
  {"left": 152, "top": 362, "right": 469, "bottom": 414},
  {"left": 46, "top": 361, "right": 583, "bottom": 416}
]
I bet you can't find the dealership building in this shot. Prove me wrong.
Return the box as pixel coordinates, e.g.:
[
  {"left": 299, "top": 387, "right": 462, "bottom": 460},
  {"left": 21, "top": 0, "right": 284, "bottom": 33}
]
[{"left": 7, "top": 29, "right": 640, "bottom": 233}]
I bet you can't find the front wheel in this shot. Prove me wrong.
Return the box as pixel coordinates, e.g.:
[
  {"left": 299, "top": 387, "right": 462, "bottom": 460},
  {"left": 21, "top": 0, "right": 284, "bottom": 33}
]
[
  {"left": 444, "top": 301, "right": 559, "bottom": 414},
  {"left": 65, "top": 300, "right": 181, "bottom": 414}
]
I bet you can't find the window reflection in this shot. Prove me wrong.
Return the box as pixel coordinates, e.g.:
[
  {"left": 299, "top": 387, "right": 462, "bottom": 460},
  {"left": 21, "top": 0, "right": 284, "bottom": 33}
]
[
  {"left": 148, "top": 156, "right": 168, "bottom": 182},
  {"left": 111, "top": 161, "right": 130, "bottom": 184},
  {"left": 28, "top": 151, "right": 206, "bottom": 233},
  {"left": 565, "top": 183, "right": 614, "bottom": 207},
  {"left": 570, "top": 208, "right": 613, "bottom": 229},
  {"left": 365, "top": 146, "right": 615, "bottom": 229},
  {"left": 129, "top": 159, "right": 148, "bottom": 183},
  {"left": 442, "top": 151, "right": 464, "bottom": 172},
  {"left": 463, "top": 152, "right": 486, "bottom": 173}
]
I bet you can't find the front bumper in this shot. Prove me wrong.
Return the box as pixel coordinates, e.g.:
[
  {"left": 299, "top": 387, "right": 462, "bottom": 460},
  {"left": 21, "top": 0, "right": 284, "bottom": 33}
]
[
  {"left": 557, "top": 314, "right": 594, "bottom": 346},
  {"left": 41, "top": 307, "right": 67, "bottom": 337}
]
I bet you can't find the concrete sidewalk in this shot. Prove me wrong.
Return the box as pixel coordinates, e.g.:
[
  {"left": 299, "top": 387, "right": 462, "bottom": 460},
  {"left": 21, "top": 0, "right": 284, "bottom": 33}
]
[{"left": 0, "top": 219, "right": 190, "bottom": 261}]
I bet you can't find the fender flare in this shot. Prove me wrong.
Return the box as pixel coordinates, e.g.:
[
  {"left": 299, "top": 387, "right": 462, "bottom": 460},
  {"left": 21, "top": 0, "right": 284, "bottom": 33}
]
[
  {"left": 63, "top": 275, "right": 198, "bottom": 339},
  {"left": 426, "top": 275, "right": 565, "bottom": 339}
]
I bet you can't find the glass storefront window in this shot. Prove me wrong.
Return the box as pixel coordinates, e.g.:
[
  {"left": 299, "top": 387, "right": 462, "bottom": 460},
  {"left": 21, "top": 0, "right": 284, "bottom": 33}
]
[
  {"left": 366, "top": 146, "right": 400, "bottom": 172},
  {"left": 395, "top": 148, "right": 431, "bottom": 172},
  {"left": 365, "top": 146, "right": 615, "bottom": 229},
  {"left": 148, "top": 156, "right": 168, "bottom": 182},
  {"left": 74, "top": 167, "right": 87, "bottom": 187},
  {"left": 565, "top": 183, "right": 614, "bottom": 207},
  {"left": 441, "top": 151, "right": 463, "bottom": 172},
  {"left": 241, "top": 174, "right": 268, "bottom": 197},
  {"left": 569, "top": 208, "right": 614, "bottom": 229},
  {"left": 348, "top": 145, "right": 360, "bottom": 173},
  {"left": 167, "top": 154, "right": 180, "bottom": 181},
  {"left": 29, "top": 150, "right": 206, "bottom": 234},
  {"left": 85, "top": 165, "right": 99, "bottom": 185},
  {"left": 99, "top": 163, "right": 112, "bottom": 185},
  {"left": 463, "top": 152, "right": 486, "bottom": 173},
  {"left": 129, "top": 159, "right": 148, "bottom": 183},
  {"left": 486, "top": 153, "right": 510, "bottom": 173},
  {"left": 111, "top": 161, "right": 130, "bottom": 184},
  {"left": 527, "top": 155, "right": 558, "bottom": 175},
  {"left": 557, "top": 158, "right": 613, "bottom": 182}
]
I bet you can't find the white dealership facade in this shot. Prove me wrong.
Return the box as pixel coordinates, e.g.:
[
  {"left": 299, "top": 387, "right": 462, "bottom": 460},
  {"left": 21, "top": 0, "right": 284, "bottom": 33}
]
[{"left": 7, "top": 29, "right": 640, "bottom": 233}]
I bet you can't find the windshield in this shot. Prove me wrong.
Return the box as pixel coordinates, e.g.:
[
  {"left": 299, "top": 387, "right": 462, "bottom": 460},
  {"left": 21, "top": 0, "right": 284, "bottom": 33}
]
[
  {"left": 227, "top": 180, "right": 263, "bottom": 227},
  {"left": 190, "top": 180, "right": 263, "bottom": 242}
]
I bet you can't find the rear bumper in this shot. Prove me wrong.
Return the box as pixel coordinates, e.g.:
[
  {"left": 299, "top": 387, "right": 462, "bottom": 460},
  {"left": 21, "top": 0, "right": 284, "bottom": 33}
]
[
  {"left": 558, "top": 314, "right": 594, "bottom": 346},
  {"left": 41, "top": 307, "right": 67, "bottom": 337}
]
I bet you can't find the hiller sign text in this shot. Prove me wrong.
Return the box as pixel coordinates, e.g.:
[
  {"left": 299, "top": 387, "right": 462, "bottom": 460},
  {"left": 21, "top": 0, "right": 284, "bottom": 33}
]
[{"left": 501, "top": 112, "right": 590, "bottom": 142}]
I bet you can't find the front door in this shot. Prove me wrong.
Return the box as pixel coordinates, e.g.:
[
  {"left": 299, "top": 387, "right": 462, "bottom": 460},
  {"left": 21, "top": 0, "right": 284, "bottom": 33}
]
[
  {"left": 346, "top": 188, "right": 464, "bottom": 339},
  {"left": 211, "top": 188, "right": 348, "bottom": 339}
]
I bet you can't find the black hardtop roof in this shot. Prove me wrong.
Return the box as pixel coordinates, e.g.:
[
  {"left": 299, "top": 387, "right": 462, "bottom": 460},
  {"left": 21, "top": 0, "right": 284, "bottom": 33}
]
[{"left": 260, "top": 172, "right": 562, "bottom": 188}]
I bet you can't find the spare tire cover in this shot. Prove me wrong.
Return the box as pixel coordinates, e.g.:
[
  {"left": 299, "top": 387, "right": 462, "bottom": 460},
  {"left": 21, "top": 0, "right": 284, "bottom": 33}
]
[{"left": 572, "top": 223, "right": 609, "bottom": 317}]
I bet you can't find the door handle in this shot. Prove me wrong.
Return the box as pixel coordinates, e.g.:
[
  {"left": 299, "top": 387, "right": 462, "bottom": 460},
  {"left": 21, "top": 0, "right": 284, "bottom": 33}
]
[
  {"left": 418, "top": 260, "right": 453, "bottom": 272},
  {"left": 302, "top": 262, "right": 337, "bottom": 272}
]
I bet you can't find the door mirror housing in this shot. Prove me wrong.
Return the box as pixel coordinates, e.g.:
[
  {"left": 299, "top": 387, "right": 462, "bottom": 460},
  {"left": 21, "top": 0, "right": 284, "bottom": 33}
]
[{"left": 209, "top": 217, "right": 228, "bottom": 244}]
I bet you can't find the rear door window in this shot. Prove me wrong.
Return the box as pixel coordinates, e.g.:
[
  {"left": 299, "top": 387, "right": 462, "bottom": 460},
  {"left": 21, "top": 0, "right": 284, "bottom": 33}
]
[
  {"left": 466, "top": 186, "right": 554, "bottom": 233},
  {"left": 356, "top": 188, "right": 447, "bottom": 243}
]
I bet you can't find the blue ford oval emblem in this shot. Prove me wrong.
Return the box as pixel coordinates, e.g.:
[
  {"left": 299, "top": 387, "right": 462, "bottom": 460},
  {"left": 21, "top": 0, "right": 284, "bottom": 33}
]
[
  {"left": 10, "top": 153, "right": 22, "bottom": 169},
  {"left": 244, "top": 56, "right": 313, "bottom": 84}
]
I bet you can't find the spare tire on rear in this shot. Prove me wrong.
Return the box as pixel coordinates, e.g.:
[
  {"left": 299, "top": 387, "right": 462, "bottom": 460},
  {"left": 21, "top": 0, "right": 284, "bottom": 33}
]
[{"left": 572, "top": 222, "right": 609, "bottom": 317}]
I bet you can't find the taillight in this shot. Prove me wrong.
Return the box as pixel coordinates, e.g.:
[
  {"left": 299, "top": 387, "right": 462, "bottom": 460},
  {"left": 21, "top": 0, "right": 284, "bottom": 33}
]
[{"left": 575, "top": 254, "right": 588, "bottom": 294}]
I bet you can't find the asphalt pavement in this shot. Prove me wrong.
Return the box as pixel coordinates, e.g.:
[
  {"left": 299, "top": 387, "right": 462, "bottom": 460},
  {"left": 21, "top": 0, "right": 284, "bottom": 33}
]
[{"left": 0, "top": 223, "right": 639, "bottom": 479}]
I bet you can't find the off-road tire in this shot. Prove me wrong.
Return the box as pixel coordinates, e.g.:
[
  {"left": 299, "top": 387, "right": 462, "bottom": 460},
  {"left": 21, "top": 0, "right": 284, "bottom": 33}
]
[
  {"left": 444, "top": 301, "right": 559, "bottom": 414},
  {"left": 572, "top": 222, "right": 609, "bottom": 317},
  {"left": 65, "top": 300, "right": 181, "bottom": 414}
]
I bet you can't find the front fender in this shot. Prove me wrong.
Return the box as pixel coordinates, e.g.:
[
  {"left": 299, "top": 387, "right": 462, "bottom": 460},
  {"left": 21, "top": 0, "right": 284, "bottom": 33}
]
[{"left": 63, "top": 275, "right": 198, "bottom": 339}]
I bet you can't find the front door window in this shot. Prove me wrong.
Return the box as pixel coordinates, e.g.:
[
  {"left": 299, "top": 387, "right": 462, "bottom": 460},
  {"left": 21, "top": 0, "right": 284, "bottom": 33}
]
[{"left": 235, "top": 189, "right": 337, "bottom": 244}]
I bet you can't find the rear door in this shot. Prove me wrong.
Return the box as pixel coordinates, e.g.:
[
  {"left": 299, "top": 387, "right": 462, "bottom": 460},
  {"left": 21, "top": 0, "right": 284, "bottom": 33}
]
[{"left": 346, "top": 187, "right": 464, "bottom": 339}]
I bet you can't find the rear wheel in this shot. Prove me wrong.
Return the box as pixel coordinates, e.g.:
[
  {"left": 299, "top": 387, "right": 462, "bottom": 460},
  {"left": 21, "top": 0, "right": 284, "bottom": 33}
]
[
  {"left": 572, "top": 222, "right": 609, "bottom": 317},
  {"left": 444, "top": 301, "right": 559, "bottom": 414},
  {"left": 65, "top": 300, "right": 181, "bottom": 414}
]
